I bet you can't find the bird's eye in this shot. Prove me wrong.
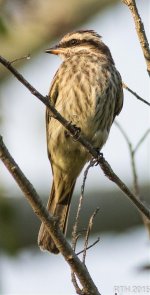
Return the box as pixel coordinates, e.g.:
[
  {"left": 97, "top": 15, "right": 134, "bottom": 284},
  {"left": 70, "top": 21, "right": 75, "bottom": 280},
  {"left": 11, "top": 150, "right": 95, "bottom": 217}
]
[{"left": 70, "top": 39, "right": 78, "bottom": 46}]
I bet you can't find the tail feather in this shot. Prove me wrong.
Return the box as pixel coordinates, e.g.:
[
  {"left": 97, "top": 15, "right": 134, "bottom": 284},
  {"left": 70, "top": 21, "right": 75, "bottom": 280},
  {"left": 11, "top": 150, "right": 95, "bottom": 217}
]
[{"left": 38, "top": 180, "right": 75, "bottom": 254}]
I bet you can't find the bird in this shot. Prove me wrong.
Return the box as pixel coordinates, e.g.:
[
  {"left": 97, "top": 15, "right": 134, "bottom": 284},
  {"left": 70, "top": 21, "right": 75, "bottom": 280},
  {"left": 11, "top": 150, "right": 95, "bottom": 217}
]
[{"left": 38, "top": 30, "right": 123, "bottom": 254}]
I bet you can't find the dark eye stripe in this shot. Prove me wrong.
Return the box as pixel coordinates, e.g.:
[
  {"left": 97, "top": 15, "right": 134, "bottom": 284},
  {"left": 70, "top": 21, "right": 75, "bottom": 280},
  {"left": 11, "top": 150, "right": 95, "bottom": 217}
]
[
  {"left": 58, "top": 36, "right": 114, "bottom": 64},
  {"left": 60, "top": 38, "right": 98, "bottom": 48}
]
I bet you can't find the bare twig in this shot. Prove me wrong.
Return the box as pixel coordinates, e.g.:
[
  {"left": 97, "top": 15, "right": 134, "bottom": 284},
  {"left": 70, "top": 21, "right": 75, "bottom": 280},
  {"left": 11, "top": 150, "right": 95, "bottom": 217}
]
[
  {"left": 115, "top": 121, "right": 139, "bottom": 195},
  {"left": 72, "top": 161, "right": 94, "bottom": 251},
  {"left": 72, "top": 207, "right": 100, "bottom": 294},
  {"left": 123, "top": 83, "right": 150, "bottom": 107},
  {"left": 10, "top": 54, "right": 31, "bottom": 64},
  {"left": 99, "top": 155, "right": 149, "bottom": 219},
  {"left": 71, "top": 161, "right": 95, "bottom": 295},
  {"left": 71, "top": 239, "right": 100, "bottom": 295},
  {"left": 71, "top": 271, "right": 83, "bottom": 295},
  {"left": 0, "top": 135, "right": 100, "bottom": 295},
  {"left": 115, "top": 121, "right": 132, "bottom": 148},
  {"left": 122, "top": 0, "right": 150, "bottom": 234},
  {"left": 0, "top": 55, "right": 149, "bottom": 221},
  {"left": 76, "top": 237, "right": 100, "bottom": 256},
  {"left": 133, "top": 129, "right": 150, "bottom": 235},
  {"left": 82, "top": 208, "right": 100, "bottom": 264},
  {"left": 116, "top": 122, "right": 150, "bottom": 196},
  {"left": 122, "top": 0, "right": 150, "bottom": 76},
  {"left": 115, "top": 122, "right": 150, "bottom": 234},
  {"left": 134, "top": 129, "right": 150, "bottom": 154}
]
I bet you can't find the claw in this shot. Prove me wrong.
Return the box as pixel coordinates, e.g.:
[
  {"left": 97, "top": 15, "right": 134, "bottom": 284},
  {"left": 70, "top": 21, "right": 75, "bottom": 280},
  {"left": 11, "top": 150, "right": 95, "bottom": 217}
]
[
  {"left": 64, "top": 122, "right": 81, "bottom": 141},
  {"left": 72, "top": 125, "right": 81, "bottom": 142},
  {"left": 91, "top": 149, "right": 103, "bottom": 166}
]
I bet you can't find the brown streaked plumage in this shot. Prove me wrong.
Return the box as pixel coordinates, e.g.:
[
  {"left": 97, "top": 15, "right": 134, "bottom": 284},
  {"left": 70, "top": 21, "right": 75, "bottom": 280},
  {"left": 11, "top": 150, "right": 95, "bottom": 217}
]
[{"left": 38, "top": 30, "right": 123, "bottom": 254}]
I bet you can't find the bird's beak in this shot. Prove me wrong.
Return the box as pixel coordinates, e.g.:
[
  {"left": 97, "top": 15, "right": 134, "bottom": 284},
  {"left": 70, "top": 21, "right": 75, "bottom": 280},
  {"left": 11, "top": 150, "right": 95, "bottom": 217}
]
[{"left": 45, "top": 45, "right": 64, "bottom": 55}]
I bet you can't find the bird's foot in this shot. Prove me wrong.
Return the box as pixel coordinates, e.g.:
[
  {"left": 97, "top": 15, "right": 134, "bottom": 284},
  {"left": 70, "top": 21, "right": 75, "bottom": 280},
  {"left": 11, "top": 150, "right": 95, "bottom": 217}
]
[
  {"left": 65, "top": 121, "right": 81, "bottom": 141},
  {"left": 70, "top": 122, "right": 81, "bottom": 141},
  {"left": 91, "top": 149, "right": 103, "bottom": 166},
  {"left": 72, "top": 126, "right": 81, "bottom": 141}
]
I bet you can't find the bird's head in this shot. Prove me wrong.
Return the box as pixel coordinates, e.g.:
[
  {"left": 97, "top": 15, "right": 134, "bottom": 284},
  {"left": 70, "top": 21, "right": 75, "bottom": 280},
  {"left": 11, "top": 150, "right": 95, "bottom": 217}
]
[{"left": 45, "top": 30, "right": 114, "bottom": 63}]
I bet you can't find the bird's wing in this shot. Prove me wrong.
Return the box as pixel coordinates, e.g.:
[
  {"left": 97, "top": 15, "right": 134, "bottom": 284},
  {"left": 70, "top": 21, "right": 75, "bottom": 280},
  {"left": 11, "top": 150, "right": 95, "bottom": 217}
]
[
  {"left": 46, "top": 69, "right": 59, "bottom": 163},
  {"left": 113, "top": 71, "right": 124, "bottom": 120}
]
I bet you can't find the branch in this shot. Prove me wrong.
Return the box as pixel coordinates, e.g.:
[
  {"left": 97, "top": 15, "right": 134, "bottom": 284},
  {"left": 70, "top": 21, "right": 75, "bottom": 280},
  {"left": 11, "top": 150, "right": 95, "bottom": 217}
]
[
  {"left": 115, "top": 122, "right": 150, "bottom": 234},
  {"left": 71, "top": 234, "right": 83, "bottom": 294},
  {"left": 76, "top": 237, "right": 100, "bottom": 256},
  {"left": 82, "top": 208, "right": 100, "bottom": 265},
  {"left": 0, "top": 135, "right": 100, "bottom": 295},
  {"left": 71, "top": 272, "right": 83, "bottom": 295},
  {"left": 0, "top": 55, "right": 98, "bottom": 158},
  {"left": 134, "top": 129, "right": 150, "bottom": 154},
  {"left": 10, "top": 54, "right": 31, "bottom": 64},
  {"left": 122, "top": 0, "right": 150, "bottom": 76},
  {"left": 72, "top": 161, "right": 94, "bottom": 251},
  {"left": 71, "top": 161, "right": 95, "bottom": 295},
  {"left": 123, "top": 83, "right": 150, "bottom": 107},
  {"left": 115, "top": 121, "right": 139, "bottom": 196},
  {"left": 0, "top": 55, "right": 149, "bottom": 221},
  {"left": 96, "top": 155, "right": 149, "bottom": 219}
]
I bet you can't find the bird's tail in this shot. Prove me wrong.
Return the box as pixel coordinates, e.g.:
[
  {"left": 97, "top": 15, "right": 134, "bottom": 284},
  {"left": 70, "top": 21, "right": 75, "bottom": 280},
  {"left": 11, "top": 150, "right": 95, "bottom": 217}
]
[{"left": 38, "top": 177, "right": 75, "bottom": 254}]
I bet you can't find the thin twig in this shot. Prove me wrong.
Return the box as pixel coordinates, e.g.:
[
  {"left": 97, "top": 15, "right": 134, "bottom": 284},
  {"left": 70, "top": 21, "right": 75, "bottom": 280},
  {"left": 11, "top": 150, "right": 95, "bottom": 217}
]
[
  {"left": 71, "top": 161, "right": 95, "bottom": 295},
  {"left": 134, "top": 129, "right": 150, "bottom": 154},
  {"left": 115, "top": 121, "right": 132, "bottom": 148},
  {"left": 72, "top": 160, "right": 95, "bottom": 251},
  {"left": 0, "top": 135, "right": 100, "bottom": 295},
  {"left": 71, "top": 271, "right": 83, "bottom": 295},
  {"left": 72, "top": 233, "right": 82, "bottom": 252},
  {"left": 123, "top": 83, "right": 150, "bottom": 107},
  {"left": 116, "top": 123, "right": 150, "bottom": 195},
  {"left": 82, "top": 208, "right": 100, "bottom": 265},
  {"left": 99, "top": 153, "right": 149, "bottom": 219},
  {"left": 122, "top": 0, "right": 150, "bottom": 208},
  {"left": 0, "top": 56, "right": 149, "bottom": 220},
  {"left": 76, "top": 237, "right": 100, "bottom": 256},
  {"left": 10, "top": 54, "right": 31, "bottom": 64},
  {"left": 115, "top": 121, "right": 150, "bottom": 234},
  {"left": 130, "top": 149, "right": 139, "bottom": 197},
  {"left": 133, "top": 129, "right": 150, "bottom": 234},
  {"left": 122, "top": 0, "right": 150, "bottom": 76},
  {"left": 115, "top": 121, "right": 139, "bottom": 195}
]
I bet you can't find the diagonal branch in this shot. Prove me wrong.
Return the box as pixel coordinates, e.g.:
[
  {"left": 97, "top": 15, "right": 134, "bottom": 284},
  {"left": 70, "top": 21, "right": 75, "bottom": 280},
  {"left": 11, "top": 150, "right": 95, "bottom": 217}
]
[
  {"left": 0, "top": 135, "right": 100, "bottom": 295},
  {"left": 0, "top": 56, "right": 149, "bottom": 220},
  {"left": 122, "top": 0, "right": 150, "bottom": 76},
  {"left": 98, "top": 156, "right": 149, "bottom": 219},
  {"left": 0, "top": 55, "right": 98, "bottom": 159},
  {"left": 76, "top": 237, "right": 100, "bottom": 256},
  {"left": 123, "top": 83, "right": 150, "bottom": 107}
]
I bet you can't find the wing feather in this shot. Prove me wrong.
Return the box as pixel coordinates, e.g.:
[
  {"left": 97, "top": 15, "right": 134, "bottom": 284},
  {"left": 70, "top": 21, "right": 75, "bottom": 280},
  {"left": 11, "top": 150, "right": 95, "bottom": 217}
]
[
  {"left": 113, "top": 72, "right": 124, "bottom": 121},
  {"left": 46, "top": 69, "right": 59, "bottom": 164}
]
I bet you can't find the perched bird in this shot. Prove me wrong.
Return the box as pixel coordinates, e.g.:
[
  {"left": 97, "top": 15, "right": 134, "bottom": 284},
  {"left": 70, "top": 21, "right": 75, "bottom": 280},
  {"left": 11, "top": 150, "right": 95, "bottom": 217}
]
[{"left": 38, "top": 30, "right": 123, "bottom": 254}]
